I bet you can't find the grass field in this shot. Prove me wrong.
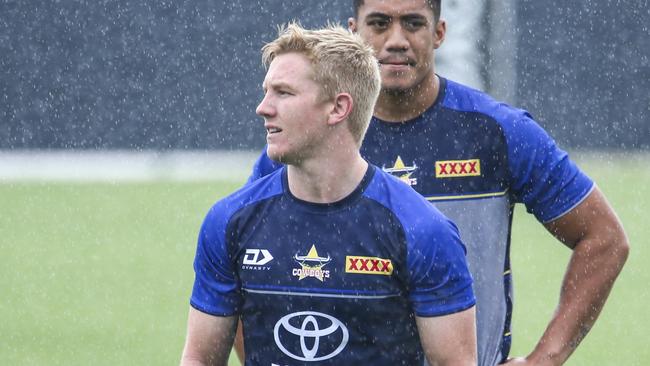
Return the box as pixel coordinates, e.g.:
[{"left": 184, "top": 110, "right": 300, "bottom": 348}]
[{"left": 1, "top": 152, "right": 648, "bottom": 365}]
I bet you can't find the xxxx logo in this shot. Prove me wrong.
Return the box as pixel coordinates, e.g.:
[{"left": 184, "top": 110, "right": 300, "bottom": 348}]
[
  {"left": 435, "top": 159, "right": 481, "bottom": 178},
  {"left": 345, "top": 256, "right": 393, "bottom": 276}
]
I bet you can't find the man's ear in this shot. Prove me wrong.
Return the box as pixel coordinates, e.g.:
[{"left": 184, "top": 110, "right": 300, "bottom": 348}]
[
  {"left": 348, "top": 17, "right": 357, "bottom": 32},
  {"left": 434, "top": 18, "right": 446, "bottom": 49},
  {"left": 328, "top": 93, "right": 353, "bottom": 126}
]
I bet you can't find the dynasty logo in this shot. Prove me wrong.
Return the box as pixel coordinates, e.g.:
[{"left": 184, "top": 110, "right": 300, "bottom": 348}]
[
  {"left": 382, "top": 156, "right": 418, "bottom": 186},
  {"left": 241, "top": 248, "right": 274, "bottom": 271},
  {"left": 292, "top": 245, "right": 331, "bottom": 281}
]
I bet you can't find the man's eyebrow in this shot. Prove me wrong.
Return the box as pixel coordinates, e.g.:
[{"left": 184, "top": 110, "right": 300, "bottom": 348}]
[
  {"left": 364, "top": 12, "right": 428, "bottom": 21},
  {"left": 265, "top": 81, "right": 294, "bottom": 91},
  {"left": 400, "top": 13, "right": 428, "bottom": 21},
  {"left": 364, "top": 12, "right": 391, "bottom": 19}
]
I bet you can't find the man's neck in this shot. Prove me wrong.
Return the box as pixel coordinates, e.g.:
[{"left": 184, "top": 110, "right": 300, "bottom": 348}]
[
  {"left": 374, "top": 73, "right": 440, "bottom": 122},
  {"left": 287, "top": 151, "right": 368, "bottom": 204}
]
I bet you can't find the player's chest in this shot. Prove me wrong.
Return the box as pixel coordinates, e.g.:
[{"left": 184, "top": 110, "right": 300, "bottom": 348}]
[
  {"left": 361, "top": 123, "right": 510, "bottom": 197},
  {"left": 230, "top": 212, "right": 407, "bottom": 293}
]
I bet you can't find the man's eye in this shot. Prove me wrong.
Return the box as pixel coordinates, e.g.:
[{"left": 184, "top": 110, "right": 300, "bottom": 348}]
[
  {"left": 278, "top": 90, "right": 291, "bottom": 96},
  {"left": 368, "top": 19, "right": 389, "bottom": 29},
  {"left": 403, "top": 19, "right": 425, "bottom": 30}
]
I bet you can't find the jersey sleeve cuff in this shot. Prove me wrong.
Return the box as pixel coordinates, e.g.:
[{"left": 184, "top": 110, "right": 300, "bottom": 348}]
[
  {"left": 540, "top": 181, "right": 595, "bottom": 224},
  {"left": 189, "top": 299, "right": 239, "bottom": 317},
  {"left": 411, "top": 283, "right": 476, "bottom": 317}
]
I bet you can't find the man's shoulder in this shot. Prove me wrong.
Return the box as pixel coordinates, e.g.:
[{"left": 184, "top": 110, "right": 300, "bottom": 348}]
[
  {"left": 366, "top": 167, "right": 462, "bottom": 254},
  {"left": 365, "top": 167, "right": 449, "bottom": 224},
  {"left": 439, "top": 77, "right": 530, "bottom": 127},
  {"left": 211, "top": 168, "right": 284, "bottom": 222}
]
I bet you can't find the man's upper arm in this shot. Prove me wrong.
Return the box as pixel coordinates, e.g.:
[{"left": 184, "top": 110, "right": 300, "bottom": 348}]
[
  {"left": 181, "top": 307, "right": 237, "bottom": 366},
  {"left": 502, "top": 115, "right": 594, "bottom": 223},
  {"left": 416, "top": 306, "right": 477, "bottom": 366},
  {"left": 543, "top": 185, "right": 627, "bottom": 249}
]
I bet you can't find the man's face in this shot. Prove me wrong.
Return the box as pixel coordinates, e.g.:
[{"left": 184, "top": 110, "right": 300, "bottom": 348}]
[
  {"left": 256, "top": 52, "right": 331, "bottom": 164},
  {"left": 349, "top": 0, "right": 444, "bottom": 93}
]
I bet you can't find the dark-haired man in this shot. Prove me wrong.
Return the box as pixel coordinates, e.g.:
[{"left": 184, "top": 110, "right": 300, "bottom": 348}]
[{"left": 244, "top": 1, "right": 629, "bottom": 365}]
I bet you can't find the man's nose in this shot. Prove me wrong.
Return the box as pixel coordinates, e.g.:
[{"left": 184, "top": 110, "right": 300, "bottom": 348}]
[
  {"left": 385, "top": 24, "right": 409, "bottom": 52},
  {"left": 256, "top": 94, "right": 274, "bottom": 118}
]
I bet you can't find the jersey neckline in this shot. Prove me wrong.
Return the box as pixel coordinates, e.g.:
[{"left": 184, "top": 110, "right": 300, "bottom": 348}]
[{"left": 281, "top": 164, "right": 376, "bottom": 213}]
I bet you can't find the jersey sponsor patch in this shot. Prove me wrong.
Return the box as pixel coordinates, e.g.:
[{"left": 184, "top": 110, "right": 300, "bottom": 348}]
[
  {"left": 292, "top": 245, "right": 331, "bottom": 281},
  {"left": 242, "top": 248, "right": 274, "bottom": 265},
  {"left": 241, "top": 248, "right": 273, "bottom": 271},
  {"left": 435, "top": 159, "right": 481, "bottom": 178},
  {"left": 345, "top": 255, "right": 393, "bottom": 275},
  {"left": 274, "top": 311, "right": 349, "bottom": 362}
]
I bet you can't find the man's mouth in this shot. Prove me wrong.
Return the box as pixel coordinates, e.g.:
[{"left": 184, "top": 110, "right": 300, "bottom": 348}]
[
  {"left": 379, "top": 58, "right": 415, "bottom": 67},
  {"left": 266, "top": 126, "right": 282, "bottom": 134}
]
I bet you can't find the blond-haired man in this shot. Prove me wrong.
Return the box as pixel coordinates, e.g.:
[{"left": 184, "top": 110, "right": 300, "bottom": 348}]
[{"left": 180, "top": 23, "right": 477, "bottom": 365}]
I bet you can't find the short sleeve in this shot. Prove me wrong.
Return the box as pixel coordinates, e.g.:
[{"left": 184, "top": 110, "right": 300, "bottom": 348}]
[
  {"left": 189, "top": 205, "right": 242, "bottom": 316},
  {"left": 408, "top": 217, "right": 476, "bottom": 317},
  {"left": 504, "top": 115, "right": 594, "bottom": 223}
]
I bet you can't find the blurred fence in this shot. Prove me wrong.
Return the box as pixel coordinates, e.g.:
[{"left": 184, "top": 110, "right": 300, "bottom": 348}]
[{"left": 1, "top": 1, "right": 648, "bottom": 150}]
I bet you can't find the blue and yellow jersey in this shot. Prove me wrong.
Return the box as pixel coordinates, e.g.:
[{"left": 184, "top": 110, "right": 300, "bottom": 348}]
[
  {"left": 247, "top": 77, "right": 594, "bottom": 365},
  {"left": 191, "top": 165, "right": 475, "bottom": 365}
]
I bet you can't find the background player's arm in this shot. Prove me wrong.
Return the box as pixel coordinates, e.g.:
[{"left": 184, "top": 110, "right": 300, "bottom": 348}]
[
  {"left": 505, "top": 187, "right": 629, "bottom": 365},
  {"left": 416, "top": 306, "right": 477, "bottom": 366},
  {"left": 233, "top": 320, "right": 245, "bottom": 364},
  {"left": 180, "top": 307, "right": 237, "bottom": 366}
]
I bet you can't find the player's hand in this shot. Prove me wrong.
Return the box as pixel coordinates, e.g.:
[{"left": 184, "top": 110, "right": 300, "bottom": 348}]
[
  {"left": 499, "top": 356, "right": 556, "bottom": 366},
  {"left": 500, "top": 357, "right": 529, "bottom": 365}
]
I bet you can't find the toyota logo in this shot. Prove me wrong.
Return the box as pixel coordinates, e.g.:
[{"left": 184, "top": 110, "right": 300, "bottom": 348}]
[{"left": 273, "top": 311, "right": 349, "bottom": 361}]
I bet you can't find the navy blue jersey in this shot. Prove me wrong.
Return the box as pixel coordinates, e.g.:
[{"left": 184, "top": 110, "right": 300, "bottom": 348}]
[
  {"left": 247, "top": 77, "right": 594, "bottom": 365},
  {"left": 191, "top": 165, "right": 475, "bottom": 365}
]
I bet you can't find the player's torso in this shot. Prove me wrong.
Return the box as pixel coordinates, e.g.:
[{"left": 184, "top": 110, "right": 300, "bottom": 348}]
[
  {"left": 229, "top": 194, "right": 423, "bottom": 365},
  {"left": 362, "top": 105, "right": 514, "bottom": 365}
]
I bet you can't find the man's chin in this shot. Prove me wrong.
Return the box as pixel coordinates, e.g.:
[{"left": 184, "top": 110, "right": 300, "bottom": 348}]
[
  {"left": 381, "top": 84, "right": 416, "bottom": 96},
  {"left": 267, "top": 149, "right": 292, "bottom": 164},
  {"left": 266, "top": 149, "right": 284, "bottom": 163},
  {"left": 379, "top": 72, "right": 428, "bottom": 94}
]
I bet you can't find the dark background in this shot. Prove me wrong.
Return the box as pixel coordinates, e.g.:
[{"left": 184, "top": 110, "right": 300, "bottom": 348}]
[
  {"left": 516, "top": 0, "right": 649, "bottom": 149},
  {"left": 1, "top": 0, "right": 648, "bottom": 150}
]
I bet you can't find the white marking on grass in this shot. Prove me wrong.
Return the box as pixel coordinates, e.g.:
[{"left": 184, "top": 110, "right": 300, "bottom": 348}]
[{"left": 0, "top": 150, "right": 259, "bottom": 182}]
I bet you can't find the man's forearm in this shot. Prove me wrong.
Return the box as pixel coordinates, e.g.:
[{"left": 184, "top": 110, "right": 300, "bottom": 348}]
[{"left": 527, "top": 233, "right": 629, "bottom": 365}]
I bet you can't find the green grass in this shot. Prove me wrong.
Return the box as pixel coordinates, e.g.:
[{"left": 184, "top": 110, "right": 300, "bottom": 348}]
[
  {"left": 0, "top": 182, "right": 241, "bottom": 365},
  {"left": 0, "top": 152, "right": 647, "bottom": 365}
]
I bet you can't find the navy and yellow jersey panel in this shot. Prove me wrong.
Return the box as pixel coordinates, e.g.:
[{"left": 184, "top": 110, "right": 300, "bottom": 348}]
[
  {"left": 247, "top": 77, "right": 594, "bottom": 365},
  {"left": 191, "top": 165, "right": 475, "bottom": 365}
]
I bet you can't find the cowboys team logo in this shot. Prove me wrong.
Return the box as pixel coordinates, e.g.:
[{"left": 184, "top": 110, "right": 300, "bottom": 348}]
[
  {"left": 274, "top": 311, "right": 349, "bottom": 361},
  {"left": 292, "top": 245, "right": 331, "bottom": 281},
  {"left": 382, "top": 156, "right": 418, "bottom": 186}
]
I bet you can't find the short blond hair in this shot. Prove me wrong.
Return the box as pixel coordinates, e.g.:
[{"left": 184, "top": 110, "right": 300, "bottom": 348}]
[{"left": 262, "top": 22, "right": 380, "bottom": 146}]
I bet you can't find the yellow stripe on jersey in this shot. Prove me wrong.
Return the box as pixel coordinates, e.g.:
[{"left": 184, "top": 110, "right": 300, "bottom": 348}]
[{"left": 425, "top": 190, "right": 508, "bottom": 202}]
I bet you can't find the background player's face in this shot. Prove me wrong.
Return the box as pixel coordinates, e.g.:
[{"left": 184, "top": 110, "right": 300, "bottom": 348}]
[
  {"left": 349, "top": 0, "right": 444, "bottom": 94},
  {"left": 256, "top": 52, "right": 332, "bottom": 164}
]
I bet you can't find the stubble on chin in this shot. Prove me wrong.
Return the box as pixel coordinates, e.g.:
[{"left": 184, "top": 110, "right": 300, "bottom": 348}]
[
  {"left": 268, "top": 149, "right": 301, "bottom": 166},
  {"left": 380, "top": 82, "right": 420, "bottom": 98},
  {"left": 267, "top": 149, "right": 286, "bottom": 164}
]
